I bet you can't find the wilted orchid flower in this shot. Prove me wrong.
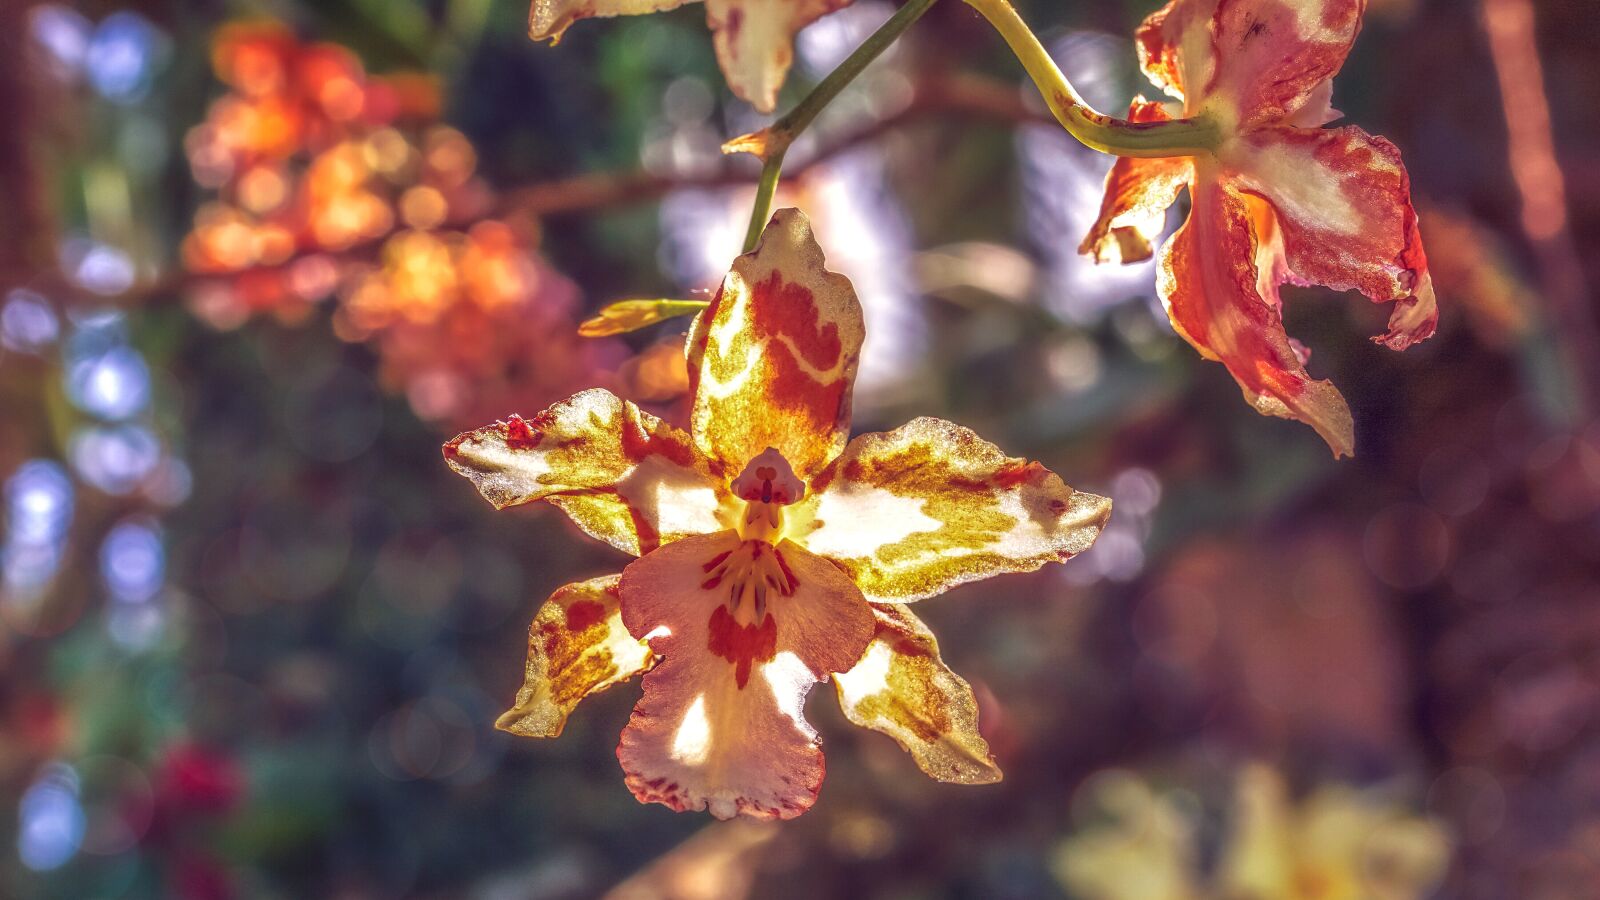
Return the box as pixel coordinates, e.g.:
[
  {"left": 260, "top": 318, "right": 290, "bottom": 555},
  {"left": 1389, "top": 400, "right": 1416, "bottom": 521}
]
[
  {"left": 445, "top": 208, "right": 1110, "bottom": 819},
  {"left": 528, "top": 0, "right": 854, "bottom": 113},
  {"left": 1081, "top": 0, "right": 1437, "bottom": 456}
]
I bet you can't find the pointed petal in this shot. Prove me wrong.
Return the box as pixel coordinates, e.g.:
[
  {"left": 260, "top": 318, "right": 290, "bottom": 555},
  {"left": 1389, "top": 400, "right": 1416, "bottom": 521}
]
[
  {"left": 834, "top": 603, "right": 1001, "bottom": 784},
  {"left": 495, "top": 575, "right": 654, "bottom": 738},
  {"left": 704, "top": 0, "right": 852, "bottom": 113},
  {"left": 443, "top": 388, "right": 724, "bottom": 557},
  {"left": 1160, "top": 178, "right": 1355, "bottom": 456},
  {"left": 795, "top": 418, "right": 1111, "bottom": 603},
  {"left": 690, "top": 208, "right": 864, "bottom": 481},
  {"left": 1217, "top": 764, "right": 1298, "bottom": 895},
  {"left": 1137, "top": 0, "right": 1362, "bottom": 124},
  {"left": 529, "top": 0, "right": 690, "bottom": 41},
  {"left": 1053, "top": 775, "right": 1204, "bottom": 900},
  {"left": 616, "top": 532, "right": 873, "bottom": 819},
  {"left": 1208, "top": 0, "right": 1363, "bottom": 124},
  {"left": 1080, "top": 99, "right": 1193, "bottom": 264},
  {"left": 1133, "top": 0, "right": 1209, "bottom": 104},
  {"left": 1227, "top": 125, "right": 1437, "bottom": 349}
]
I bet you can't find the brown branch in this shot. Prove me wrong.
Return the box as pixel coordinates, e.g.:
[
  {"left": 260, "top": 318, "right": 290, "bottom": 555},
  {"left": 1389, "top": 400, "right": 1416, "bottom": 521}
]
[
  {"left": 505, "top": 73, "right": 1053, "bottom": 218},
  {"left": 145, "top": 74, "right": 1053, "bottom": 303}
]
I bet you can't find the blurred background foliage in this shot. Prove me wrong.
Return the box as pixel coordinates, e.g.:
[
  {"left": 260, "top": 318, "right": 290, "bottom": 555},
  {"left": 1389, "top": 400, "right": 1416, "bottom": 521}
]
[{"left": 1, "top": 0, "right": 1599, "bottom": 897}]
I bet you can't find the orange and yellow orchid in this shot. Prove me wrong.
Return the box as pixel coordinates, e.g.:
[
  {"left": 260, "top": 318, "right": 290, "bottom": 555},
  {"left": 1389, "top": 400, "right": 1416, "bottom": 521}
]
[
  {"left": 1081, "top": 0, "right": 1437, "bottom": 456},
  {"left": 445, "top": 208, "right": 1110, "bottom": 819},
  {"left": 528, "top": 0, "right": 854, "bottom": 113}
]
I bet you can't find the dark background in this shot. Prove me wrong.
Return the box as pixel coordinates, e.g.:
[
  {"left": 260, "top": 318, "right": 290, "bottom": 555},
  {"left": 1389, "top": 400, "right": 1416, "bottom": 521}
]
[{"left": 2, "top": 0, "right": 1599, "bottom": 896}]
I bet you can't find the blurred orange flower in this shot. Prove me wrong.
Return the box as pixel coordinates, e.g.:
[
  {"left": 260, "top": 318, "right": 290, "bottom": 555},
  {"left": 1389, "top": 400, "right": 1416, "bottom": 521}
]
[
  {"left": 444, "top": 209, "right": 1111, "bottom": 819},
  {"left": 179, "top": 22, "right": 637, "bottom": 427}
]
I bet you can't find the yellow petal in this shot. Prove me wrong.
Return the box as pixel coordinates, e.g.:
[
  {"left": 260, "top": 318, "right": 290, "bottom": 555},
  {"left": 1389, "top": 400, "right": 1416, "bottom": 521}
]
[
  {"left": 834, "top": 603, "right": 1001, "bottom": 784},
  {"left": 443, "top": 388, "right": 725, "bottom": 556},
  {"left": 495, "top": 575, "right": 654, "bottom": 738},
  {"left": 689, "top": 208, "right": 864, "bottom": 481},
  {"left": 1053, "top": 773, "right": 1204, "bottom": 900},
  {"left": 578, "top": 298, "right": 708, "bottom": 337},
  {"left": 529, "top": 0, "right": 690, "bottom": 41},
  {"left": 794, "top": 417, "right": 1111, "bottom": 602}
]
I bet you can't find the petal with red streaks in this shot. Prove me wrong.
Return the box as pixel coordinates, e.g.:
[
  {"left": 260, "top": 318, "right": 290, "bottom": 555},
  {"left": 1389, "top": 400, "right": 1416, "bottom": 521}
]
[
  {"left": 495, "top": 575, "right": 654, "bottom": 738},
  {"left": 1133, "top": 0, "right": 1212, "bottom": 104},
  {"left": 704, "top": 0, "right": 854, "bottom": 114},
  {"left": 792, "top": 418, "right": 1111, "bottom": 603},
  {"left": 689, "top": 208, "right": 864, "bottom": 481},
  {"left": 1080, "top": 98, "right": 1193, "bottom": 264},
  {"left": 1161, "top": 176, "right": 1356, "bottom": 455},
  {"left": 443, "top": 388, "right": 726, "bottom": 557},
  {"left": 1206, "top": 0, "right": 1362, "bottom": 124},
  {"left": 1137, "top": 0, "right": 1362, "bottom": 125},
  {"left": 1226, "top": 125, "right": 1437, "bottom": 349},
  {"left": 616, "top": 532, "right": 873, "bottom": 819},
  {"left": 834, "top": 603, "right": 1001, "bottom": 784}
]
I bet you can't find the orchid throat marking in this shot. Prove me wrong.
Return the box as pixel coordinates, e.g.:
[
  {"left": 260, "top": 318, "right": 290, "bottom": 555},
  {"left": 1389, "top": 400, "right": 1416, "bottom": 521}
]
[{"left": 701, "top": 448, "right": 806, "bottom": 627}]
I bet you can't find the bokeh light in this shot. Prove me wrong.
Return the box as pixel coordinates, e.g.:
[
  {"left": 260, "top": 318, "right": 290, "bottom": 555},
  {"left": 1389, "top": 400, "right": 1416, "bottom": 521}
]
[{"left": 17, "top": 764, "right": 85, "bottom": 872}]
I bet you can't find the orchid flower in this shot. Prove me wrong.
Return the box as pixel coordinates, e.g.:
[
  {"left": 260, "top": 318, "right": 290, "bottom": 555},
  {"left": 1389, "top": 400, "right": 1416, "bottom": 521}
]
[
  {"left": 1080, "top": 0, "right": 1437, "bottom": 456},
  {"left": 529, "top": 0, "right": 855, "bottom": 113},
  {"left": 445, "top": 208, "right": 1110, "bottom": 819}
]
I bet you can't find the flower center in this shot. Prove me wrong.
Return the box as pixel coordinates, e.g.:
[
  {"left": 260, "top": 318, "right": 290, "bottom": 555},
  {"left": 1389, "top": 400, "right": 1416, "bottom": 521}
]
[
  {"left": 729, "top": 447, "right": 804, "bottom": 544},
  {"left": 696, "top": 449, "right": 808, "bottom": 689}
]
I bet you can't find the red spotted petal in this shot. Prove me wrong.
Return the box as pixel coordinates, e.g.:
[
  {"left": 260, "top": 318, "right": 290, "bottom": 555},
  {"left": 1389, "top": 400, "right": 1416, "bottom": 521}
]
[
  {"left": 834, "top": 603, "right": 1002, "bottom": 784},
  {"left": 443, "top": 389, "right": 726, "bottom": 556},
  {"left": 1139, "top": 0, "right": 1362, "bottom": 125},
  {"left": 495, "top": 575, "right": 654, "bottom": 738},
  {"left": 1080, "top": 98, "right": 1193, "bottom": 264},
  {"left": 615, "top": 532, "right": 873, "bottom": 819},
  {"left": 793, "top": 418, "right": 1111, "bottom": 603},
  {"left": 1227, "top": 125, "right": 1437, "bottom": 349},
  {"left": 688, "top": 208, "right": 864, "bottom": 482},
  {"left": 1161, "top": 177, "right": 1355, "bottom": 456}
]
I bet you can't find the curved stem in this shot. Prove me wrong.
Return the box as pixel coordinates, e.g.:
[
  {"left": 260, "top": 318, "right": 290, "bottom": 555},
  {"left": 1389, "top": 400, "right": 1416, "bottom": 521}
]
[
  {"left": 734, "top": 0, "right": 941, "bottom": 252},
  {"left": 963, "top": 0, "right": 1220, "bottom": 157}
]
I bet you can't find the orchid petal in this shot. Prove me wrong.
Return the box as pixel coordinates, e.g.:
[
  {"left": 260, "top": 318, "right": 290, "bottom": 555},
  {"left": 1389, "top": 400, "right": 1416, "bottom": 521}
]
[
  {"left": 1160, "top": 177, "right": 1355, "bottom": 455},
  {"left": 705, "top": 0, "right": 853, "bottom": 114},
  {"left": 529, "top": 0, "right": 852, "bottom": 114},
  {"left": 688, "top": 208, "right": 864, "bottom": 481},
  {"left": 444, "top": 388, "right": 725, "bottom": 557},
  {"left": 1227, "top": 125, "right": 1437, "bottom": 349},
  {"left": 794, "top": 418, "right": 1111, "bottom": 603},
  {"left": 496, "top": 575, "right": 654, "bottom": 738},
  {"left": 834, "top": 603, "right": 1001, "bottom": 784},
  {"left": 1138, "top": 0, "right": 1362, "bottom": 124},
  {"left": 616, "top": 532, "right": 873, "bottom": 819},
  {"left": 1080, "top": 99, "right": 1193, "bottom": 264},
  {"left": 529, "top": 0, "right": 690, "bottom": 42}
]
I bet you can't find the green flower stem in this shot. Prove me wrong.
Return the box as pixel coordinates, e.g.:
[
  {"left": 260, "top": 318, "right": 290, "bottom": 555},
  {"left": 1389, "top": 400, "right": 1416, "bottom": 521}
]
[
  {"left": 742, "top": 154, "right": 786, "bottom": 254},
  {"left": 738, "top": 0, "right": 941, "bottom": 252},
  {"left": 962, "top": 0, "right": 1220, "bottom": 157}
]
